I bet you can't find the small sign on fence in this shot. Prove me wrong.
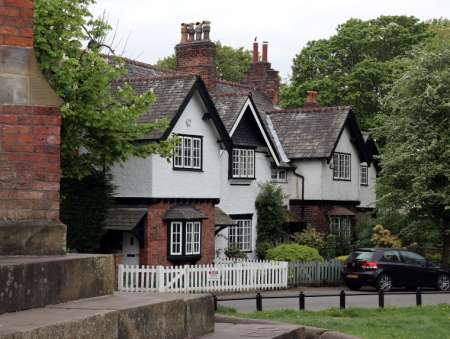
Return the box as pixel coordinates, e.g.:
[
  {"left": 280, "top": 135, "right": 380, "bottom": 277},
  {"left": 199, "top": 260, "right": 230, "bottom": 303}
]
[{"left": 207, "top": 270, "right": 220, "bottom": 282}]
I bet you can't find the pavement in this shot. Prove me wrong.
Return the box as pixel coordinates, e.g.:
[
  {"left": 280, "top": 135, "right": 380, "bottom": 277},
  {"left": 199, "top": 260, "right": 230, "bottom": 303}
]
[{"left": 216, "top": 286, "right": 450, "bottom": 312}]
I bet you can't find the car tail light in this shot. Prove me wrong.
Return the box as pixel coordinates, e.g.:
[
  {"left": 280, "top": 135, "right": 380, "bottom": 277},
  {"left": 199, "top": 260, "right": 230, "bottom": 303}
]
[{"left": 360, "top": 261, "right": 378, "bottom": 270}]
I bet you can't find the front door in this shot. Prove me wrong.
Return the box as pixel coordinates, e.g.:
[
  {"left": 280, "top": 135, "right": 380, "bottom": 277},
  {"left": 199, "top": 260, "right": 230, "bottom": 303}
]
[{"left": 122, "top": 232, "right": 140, "bottom": 266}]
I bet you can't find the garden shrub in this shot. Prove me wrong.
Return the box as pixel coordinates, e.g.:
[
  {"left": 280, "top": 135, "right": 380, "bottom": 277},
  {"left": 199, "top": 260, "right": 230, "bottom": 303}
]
[
  {"left": 256, "top": 241, "right": 273, "bottom": 260},
  {"left": 371, "top": 224, "right": 402, "bottom": 248},
  {"left": 266, "top": 244, "right": 323, "bottom": 262},
  {"left": 224, "top": 245, "right": 247, "bottom": 259},
  {"left": 335, "top": 255, "right": 349, "bottom": 263},
  {"left": 293, "top": 228, "right": 326, "bottom": 251}
]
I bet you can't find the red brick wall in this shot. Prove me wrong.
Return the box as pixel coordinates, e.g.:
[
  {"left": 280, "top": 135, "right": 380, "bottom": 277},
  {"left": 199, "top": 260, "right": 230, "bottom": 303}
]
[
  {"left": 243, "top": 63, "right": 279, "bottom": 105},
  {"left": 0, "top": 105, "right": 61, "bottom": 221},
  {"left": 140, "top": 201, "right": 216, "bottom": 266},
  {"left": 175, "top": 41, "right": 216, "bottom": 94},
  {"left": 0, "top": 0, "right": 33, "bottom": 47}
]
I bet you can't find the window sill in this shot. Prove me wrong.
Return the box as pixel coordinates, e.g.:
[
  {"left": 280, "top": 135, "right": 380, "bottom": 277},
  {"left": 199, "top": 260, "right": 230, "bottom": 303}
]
[
  {"left": 168, "top": 254, "right": 201, "bottom": 261},
  {"left": 173, "top": 167, "right": 203, "bottom": 172},
  {"left": 229, "top": 178, "right": 254, "bottom": 186},
  {"left": 333, "top": 178, "right": 351, "bottom": 182}
]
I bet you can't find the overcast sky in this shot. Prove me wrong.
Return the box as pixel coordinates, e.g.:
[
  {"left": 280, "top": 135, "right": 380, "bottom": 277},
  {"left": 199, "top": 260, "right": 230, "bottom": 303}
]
[{"left": 91, "top": 0, "right": 449, "bottom": 79}]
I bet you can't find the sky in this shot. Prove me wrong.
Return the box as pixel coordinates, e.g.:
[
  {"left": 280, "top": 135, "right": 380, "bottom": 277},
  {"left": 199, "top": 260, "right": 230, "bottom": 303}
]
[{"left": 91, "top": 0, "right": 449, "bottom": 79}]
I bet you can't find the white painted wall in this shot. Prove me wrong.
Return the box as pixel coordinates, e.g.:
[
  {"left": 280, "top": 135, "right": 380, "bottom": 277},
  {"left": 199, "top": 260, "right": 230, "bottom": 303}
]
[
  {"left": 282, "top": 126, "right": 376, "bottom": 205},
  {"left": 111, "top": 91, "right": 223, "bottom": 199},
  {"left": 215, "top": 150, "right": 273, "bottom": 258}
]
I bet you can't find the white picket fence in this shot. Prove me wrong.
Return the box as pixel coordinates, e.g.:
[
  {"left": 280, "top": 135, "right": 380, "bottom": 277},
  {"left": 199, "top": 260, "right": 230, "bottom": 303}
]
[
  {"left": 118, "top": 260, "right": 288, "bottom": 293},
  {"left": 288, "top": 260, "right": 343, "bottom": 286}
]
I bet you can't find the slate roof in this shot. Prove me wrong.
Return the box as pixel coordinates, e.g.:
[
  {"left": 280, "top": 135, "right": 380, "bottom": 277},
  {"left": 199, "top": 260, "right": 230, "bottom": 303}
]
[
  {"left": 215, "top": 207, "right": 236, "bottom": 226},
  {"left": 104, "top": 208, "right": 147, "bottom": 231},
  {"left": 104, "top": 54, "right": 177, "bottom": 78},
  {"left": 115, "top": 75, "right": 198, "bottom": 140},
  {"left": 162, "top": 206, "right": 207, "bottom": 220},
  {"left": 267, "top": 106, "right": 352, "bottom": 159}
]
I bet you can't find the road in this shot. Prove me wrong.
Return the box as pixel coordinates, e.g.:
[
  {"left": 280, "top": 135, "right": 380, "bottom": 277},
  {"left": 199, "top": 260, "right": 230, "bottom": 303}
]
[{"left": 217, "top": 287, "right": 450, "bottom": 312}]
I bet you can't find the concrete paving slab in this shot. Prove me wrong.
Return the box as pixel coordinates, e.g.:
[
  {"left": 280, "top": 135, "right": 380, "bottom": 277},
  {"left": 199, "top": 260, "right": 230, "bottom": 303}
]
[{"left": 201, "top": 322, "right": 303, "bottom": 339}]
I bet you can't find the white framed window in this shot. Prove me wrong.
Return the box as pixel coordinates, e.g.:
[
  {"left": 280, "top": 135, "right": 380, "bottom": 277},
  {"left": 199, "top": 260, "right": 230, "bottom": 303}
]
[
  {"left": 333, "top": 152, "right": 351, "bottom": 180},
  {"left": 229, "top": 218, "right": 252, "bottom": 251},
  {"left": 170, "top": 222, "right": 183, "bottom": 255},
  {"left": 271, "top": 169, "right": 287, "bottom": 183},
  {"left": 329, "top": 216, "right": 351, "bottom": 240},
  {"left": 185, "top": 221, "right": 201, "bottom": 255},
  {"left": 232, "top": 148, "right": 255, "bottom": 178},
  {"left": 173, "top": 135, "right": 202, "bottom": 170},
  {"left": 360, "top": 164, "right": 368, "bottom": 186}
]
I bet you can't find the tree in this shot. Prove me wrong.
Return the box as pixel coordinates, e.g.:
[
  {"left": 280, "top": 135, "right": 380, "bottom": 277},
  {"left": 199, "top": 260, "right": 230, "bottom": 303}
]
[
  {"left": 281, "top": 16, "right": 432, "bottom": 129},
  {"left": 61, "top": 171, "right": 114, "bottom": 252},
  {"left": 374, "top": 43, "right": 450, "bottom": 266},
  {"left": 255, "top": 182, "right": 288, "bottom": 247},
  {"left": 156, "top": 41, "right": 252, "bottom": 83},
  {"left": 34, "top": 0, "right": 177, "bottom": 179}
]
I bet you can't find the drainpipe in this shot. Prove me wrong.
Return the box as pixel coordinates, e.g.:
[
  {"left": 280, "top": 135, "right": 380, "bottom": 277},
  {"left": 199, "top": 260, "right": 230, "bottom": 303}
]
[{"left": 292, "top": 168, "right": 305, "bottom": 226}]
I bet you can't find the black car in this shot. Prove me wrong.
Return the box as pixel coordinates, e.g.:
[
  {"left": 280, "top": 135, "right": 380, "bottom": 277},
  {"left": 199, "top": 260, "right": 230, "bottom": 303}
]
[{"left": 342, "top": 248, "right": 450, "bottom": 291}]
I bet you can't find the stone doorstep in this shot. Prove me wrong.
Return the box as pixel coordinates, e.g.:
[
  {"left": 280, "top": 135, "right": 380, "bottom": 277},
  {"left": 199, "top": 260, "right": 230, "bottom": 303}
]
[{"left": 0, "top": 292, "right": 215, "bottom": 339}]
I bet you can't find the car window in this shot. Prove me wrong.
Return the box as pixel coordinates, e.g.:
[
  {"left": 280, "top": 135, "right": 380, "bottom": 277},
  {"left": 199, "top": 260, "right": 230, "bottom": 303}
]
[
  {"left": 381, "top": 250, "right": 402, "bottom": 263},
  {"left": 401, "top": 251, "right": 426, "bottom": 266},
  {"left": 350, "top": 251, "right": 374, "bottom": 261}
]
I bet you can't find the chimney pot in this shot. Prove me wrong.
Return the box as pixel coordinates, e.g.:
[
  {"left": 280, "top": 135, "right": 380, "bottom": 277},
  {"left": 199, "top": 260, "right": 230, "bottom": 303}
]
[
  {"left": 180, "top": 23, "right": 188, "bottom": 44},
  {"left": 202, "top": 21, "right": 211, "bottom": 40},
  {"left": 187, "top": 23, "right": 195, "bottom": 41},
  {"left": 304, "top": 90, "right": 319, "bottom": 107},
  {"left": 262, "top": 41, "right": 268, "bottom": 62},
  {"left": 195, "top": 22, "right": 202, "bottom": 41},
  {"left": 252, "top": 39, "right": 259, "bottom": 63}
]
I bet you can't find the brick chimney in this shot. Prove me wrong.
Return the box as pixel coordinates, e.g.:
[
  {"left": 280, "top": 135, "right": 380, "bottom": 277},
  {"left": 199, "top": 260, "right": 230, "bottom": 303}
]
[
  {"left": 304, "top": 90, "right": 320, "bottom": 108},
  {"left": 242, "top": 40, "right": 279, "bottom": 105},
  {"left": 0, "top": 0, "right": 66, "bottom": 255},
  {"left": 175, "top": 21, "right": 216, "bottom": 93}
]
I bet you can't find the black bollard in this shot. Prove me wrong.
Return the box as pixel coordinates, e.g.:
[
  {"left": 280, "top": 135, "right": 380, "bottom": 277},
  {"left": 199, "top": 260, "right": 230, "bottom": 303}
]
[
  {"left": 340, "top": 290, "right": 346, "bottom": 309},
  {"left": 416, "top": 287, "right": 422, "bottom": 307},
  {"left": 299, "top": 291, "right": 305, "bottom": 311},
  {"left": 256, "top": 293, "right": 263, "bottom": 312},
  {"left": 378, "top": 289, "right": 384, "bottom": 309},
  {"left": 213, "top": 295, "right": 218, "bottom": 311}
]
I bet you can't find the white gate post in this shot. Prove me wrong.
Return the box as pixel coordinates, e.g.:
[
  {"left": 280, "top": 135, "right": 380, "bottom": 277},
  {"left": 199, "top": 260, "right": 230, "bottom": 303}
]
[
  {"left": 157, "top": 265, "right": 165, "bottom": 292},
  {"left": 184, "top": 265, "right": 189, "bottom": 294},
  {"left": 118, "top": 264, "right": 124, "bottom": 291}
]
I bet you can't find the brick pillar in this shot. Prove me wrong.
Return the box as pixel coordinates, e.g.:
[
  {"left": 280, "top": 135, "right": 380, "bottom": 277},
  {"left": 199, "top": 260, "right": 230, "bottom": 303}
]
[{"left": 0, "top": 0, "right": 66, "bottom": 255}]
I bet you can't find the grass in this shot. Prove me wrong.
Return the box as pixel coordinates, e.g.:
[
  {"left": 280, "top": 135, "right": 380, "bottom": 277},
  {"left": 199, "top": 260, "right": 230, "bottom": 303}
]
[{"left": 217, "top": 304, "right": 450, "bottom": 339}]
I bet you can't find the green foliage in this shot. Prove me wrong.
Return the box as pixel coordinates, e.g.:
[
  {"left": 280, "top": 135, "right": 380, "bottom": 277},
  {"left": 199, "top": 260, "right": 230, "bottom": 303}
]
[
  {"left": 371, "top": 224, "right": 403, "bottom": 248},
  {"left": 335, "top": 255, "right": 348, "bottom": 264},
  {"left": 374, "top": 42, "right": 450, "bottom": 264},
  {"left": 281, "top": 16, "right": 432, "bottom": 129},
  {"left": 60, "top": 171, "right": 114, "bottom": 252},
  {"left": 224, "top": 245, "right": 247, "bottom": 259},
  {"left": 216, "top": 305, "right": 450, "bottom": 339},
  {"left": 293, "top": 228, "right": 326, "bottom": 252},
  {"left": 34, "top": 0, "right": 177, "bottom": 179},
  {"left": 156, "top": 41, "right": 252, "bottom": 83},
  {"left": 266, "top": 244, "right": 323, "bottom": 262},
  {"left": 255, "top": 182, "right": 288, "bottom": 245},
  {"left": 255, "top": 241, "right": 273, "bottom": 260}
]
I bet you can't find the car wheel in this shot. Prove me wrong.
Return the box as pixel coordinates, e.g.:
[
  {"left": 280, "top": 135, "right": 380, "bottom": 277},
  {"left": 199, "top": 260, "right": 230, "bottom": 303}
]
[
  {"left": 437, "top": 274, "right": 450, "bottom": 291},
  {"left": 346, "top": 283, "right": 362, "bottom": 291},
  {"left": 377, "top": 273, "right": 393, "bottom": 291}
]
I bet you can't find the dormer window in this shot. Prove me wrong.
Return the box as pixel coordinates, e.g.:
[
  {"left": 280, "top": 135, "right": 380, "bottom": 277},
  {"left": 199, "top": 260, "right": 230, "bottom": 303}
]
[
  {"left": 360, "top": 164, "right": 368, "bottom": 186},
  {"left": 271, "top": 169, "right": 287, "bottom": 183},
  {"left": 333, "top": 152, "right": 351, "bottom": 181},
  {"left": 173, "top": 135, "right": 202, "bottom": 170},
  {"left": 232, "top": 148, "right": 255, "bottom": 178}
]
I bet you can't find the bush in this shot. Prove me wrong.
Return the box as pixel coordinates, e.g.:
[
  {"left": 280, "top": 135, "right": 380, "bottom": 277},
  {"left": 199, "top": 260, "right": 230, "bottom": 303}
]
[
  {"left": 256, "top": 241, "right": 273, "bottom": 260},
  {"left": 371, "top": 224, "right": 402, "bottom": 248},
  {"left": 224, "top": 245, "right": 247, "bottom": 259},
  {"left": 293, "top": 228, "right": 326, "bottom": 252},
  {"left": 266, "top": 244, "right": 323, "bottom": 262},
  {"left": 335, "top": 255, "right": 349, "bottom": 264}
]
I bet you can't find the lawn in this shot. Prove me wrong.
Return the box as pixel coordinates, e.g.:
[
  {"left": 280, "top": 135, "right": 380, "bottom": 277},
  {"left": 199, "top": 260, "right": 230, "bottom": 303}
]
[{"left": 217, "top": 304, "right": 450, "bottom": 339}]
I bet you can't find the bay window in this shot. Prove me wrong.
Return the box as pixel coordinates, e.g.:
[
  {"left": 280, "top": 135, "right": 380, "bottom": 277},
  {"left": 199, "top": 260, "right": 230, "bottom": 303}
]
[
  {"left": 329, "top": 216, "right": 351, "bottom": 240},
  {"left": 169, "top": 221, "right": 201, "bottom": 256}
]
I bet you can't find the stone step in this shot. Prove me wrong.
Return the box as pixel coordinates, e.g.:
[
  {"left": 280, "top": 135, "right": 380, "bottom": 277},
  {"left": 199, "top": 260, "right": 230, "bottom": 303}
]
[
  {"left": 0, "top": 254, "right": 114, "bottom": 315},
  {"left": 200, "top": 322, "right": 304, "bottom": 339},
  {"left": 0, "top": 292, "right": 214, "bottom": 339}
]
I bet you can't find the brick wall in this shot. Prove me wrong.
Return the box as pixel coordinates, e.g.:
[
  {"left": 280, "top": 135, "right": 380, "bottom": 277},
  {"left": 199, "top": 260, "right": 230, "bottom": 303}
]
[
  {"left": 0, "top": 105, "right": 61, "bottom": 221},
  {"left": 140, "top": 201, "right": 216, "bottom": 266},
  {"left": 243, "top": 62, "right": 279, "bottom": 105},
  {"left": 175, "top": 41, "right": 216, "bottom": 94},
  {"left": 0, "top": 0, "right": 33, "bottom": 47}
]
